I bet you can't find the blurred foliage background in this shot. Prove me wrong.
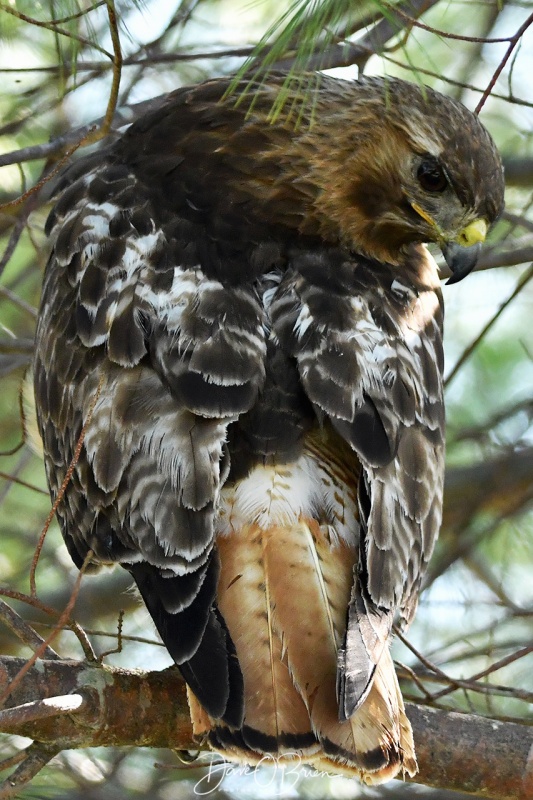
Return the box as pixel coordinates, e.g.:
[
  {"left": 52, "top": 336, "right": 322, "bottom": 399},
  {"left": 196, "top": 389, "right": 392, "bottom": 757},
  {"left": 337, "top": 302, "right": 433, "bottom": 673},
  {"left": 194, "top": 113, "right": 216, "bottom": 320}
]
[{"left": 0, "top": 0, "right": 532, "bottom": 797}]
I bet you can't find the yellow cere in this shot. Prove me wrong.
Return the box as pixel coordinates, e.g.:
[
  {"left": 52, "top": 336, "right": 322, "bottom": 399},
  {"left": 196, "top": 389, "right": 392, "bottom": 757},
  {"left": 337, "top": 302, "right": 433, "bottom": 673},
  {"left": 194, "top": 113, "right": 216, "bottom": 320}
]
[{"left": 457, "top": 218, "right": 487, "bottom": 247}]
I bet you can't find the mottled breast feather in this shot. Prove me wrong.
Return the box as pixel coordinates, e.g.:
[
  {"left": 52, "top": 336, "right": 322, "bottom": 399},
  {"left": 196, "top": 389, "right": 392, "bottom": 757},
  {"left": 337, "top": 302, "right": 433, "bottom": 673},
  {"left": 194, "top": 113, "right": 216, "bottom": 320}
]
[{"left": 34, "top": 71, "right": 503, "bottom": 783}]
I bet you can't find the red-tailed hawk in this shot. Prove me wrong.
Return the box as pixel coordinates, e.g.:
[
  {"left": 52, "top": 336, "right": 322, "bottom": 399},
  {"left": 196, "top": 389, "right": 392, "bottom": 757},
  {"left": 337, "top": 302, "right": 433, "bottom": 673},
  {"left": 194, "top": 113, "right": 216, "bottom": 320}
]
[{"left": 34, "top": 73, "right": 504, "bottom": 784}]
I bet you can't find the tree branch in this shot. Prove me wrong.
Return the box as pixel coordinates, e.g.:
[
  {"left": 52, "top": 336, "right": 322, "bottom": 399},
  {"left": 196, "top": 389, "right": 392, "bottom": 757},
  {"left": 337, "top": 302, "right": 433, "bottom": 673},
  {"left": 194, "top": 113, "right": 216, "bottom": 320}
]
[
  {"left": 0, "top": 656, "right": 532, "bottom": 798},
  {"left": 406, "top": 705, "right": 533, "bottom": 799},
  {"left": 502, "top": 157, "right": 533, "bottom": 187},
  {"left": 0, "top": 656, "right": 190, "bottom": 749},
  {"left": 442, "top": 447, "right": 533, "bottom": 535}
]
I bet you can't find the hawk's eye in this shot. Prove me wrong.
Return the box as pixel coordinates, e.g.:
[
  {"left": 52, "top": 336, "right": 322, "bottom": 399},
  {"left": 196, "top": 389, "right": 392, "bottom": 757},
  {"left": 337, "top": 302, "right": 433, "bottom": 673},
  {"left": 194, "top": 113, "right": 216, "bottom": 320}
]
[{"left": 417, "top": 161, "right": 448, "bottom": 193}]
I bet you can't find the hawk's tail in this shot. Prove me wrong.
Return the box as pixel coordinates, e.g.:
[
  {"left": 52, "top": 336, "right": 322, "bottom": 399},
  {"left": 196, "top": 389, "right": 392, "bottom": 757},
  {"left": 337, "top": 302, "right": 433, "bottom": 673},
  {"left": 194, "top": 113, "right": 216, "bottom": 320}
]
[{"left": 188, "top": 519, "right": 417, "bottom": 785}]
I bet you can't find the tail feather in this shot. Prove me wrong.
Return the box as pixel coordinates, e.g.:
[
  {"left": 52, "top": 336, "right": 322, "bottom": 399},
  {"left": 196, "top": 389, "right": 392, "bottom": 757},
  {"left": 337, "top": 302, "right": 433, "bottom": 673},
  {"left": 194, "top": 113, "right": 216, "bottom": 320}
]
[
  {"left": 314, "top": 657, "right": 417, "bottom": 783},
  {"left": 322, "top": 647, "right": 417, "bottom": 782},
  {"left": 263, "top": 519, "right": 398, "bottom": 771},
  {"left": 216, "top": 524, "right": 313, "bottom": 747},
  {"left": 186, "top": 518, "right": 417, "bottom": 784},
  {"left": 261, "top": 519, "right": 352, "bottom": 704}
]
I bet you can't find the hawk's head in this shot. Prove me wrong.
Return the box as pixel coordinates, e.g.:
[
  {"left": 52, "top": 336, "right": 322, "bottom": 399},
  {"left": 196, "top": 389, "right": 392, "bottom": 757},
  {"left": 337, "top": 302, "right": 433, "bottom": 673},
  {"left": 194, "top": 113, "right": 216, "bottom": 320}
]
[{"left": 294, "top": 75, "right": 505, "bottom": 280}]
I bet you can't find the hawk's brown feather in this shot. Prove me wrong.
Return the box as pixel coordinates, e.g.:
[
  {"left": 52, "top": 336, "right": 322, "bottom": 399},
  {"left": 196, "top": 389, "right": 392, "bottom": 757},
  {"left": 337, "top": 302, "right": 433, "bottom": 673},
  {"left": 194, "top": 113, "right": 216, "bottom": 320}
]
[{"left": 34, "top": 72, "right": 504, "bottom": 784}]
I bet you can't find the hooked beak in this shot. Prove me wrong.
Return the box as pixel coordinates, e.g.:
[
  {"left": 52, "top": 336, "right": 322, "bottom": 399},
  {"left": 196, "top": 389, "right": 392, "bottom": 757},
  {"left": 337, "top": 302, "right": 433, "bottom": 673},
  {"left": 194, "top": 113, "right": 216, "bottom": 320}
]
[
  {"left": 443, "top": 219, "right": 488, "bottom": 285},
  {"left": 410, "top": 202, "right": 488, "bottom": 286},
  {"left": 442, "top": 241, "right": 482, "bottom": 284}
]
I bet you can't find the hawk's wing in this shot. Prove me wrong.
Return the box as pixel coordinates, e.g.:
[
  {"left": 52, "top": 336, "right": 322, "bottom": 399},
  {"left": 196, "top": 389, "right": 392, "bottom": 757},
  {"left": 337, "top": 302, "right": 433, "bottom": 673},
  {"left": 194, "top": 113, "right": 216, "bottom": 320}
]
[
  {"left": 35, "top": 156, "right": 269, "bottom": 723},
  {"left": 270, "top": 246, "right": 445, "bottom": 716}
]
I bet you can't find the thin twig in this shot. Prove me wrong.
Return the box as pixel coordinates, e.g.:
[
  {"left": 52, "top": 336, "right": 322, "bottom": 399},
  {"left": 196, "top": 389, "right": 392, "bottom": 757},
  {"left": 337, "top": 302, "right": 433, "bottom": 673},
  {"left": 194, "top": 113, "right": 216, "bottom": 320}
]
[
  {"left": 0, "top": 695, "right": 86, "bottom": 733},
  {"left": 0, "top": 46, "right": 254, "bottom": 77},
  {"left": 0, "top": 473, "right": 48, "bottom": 496},
  {"left": 0, "top": 742, "right": 60, "bottom": 800},
  {"left": 429, "top": 643, "right": 533, "bottom": 703},
  {"left": 47, "top": 0, "right": 107, "bottom": 25},
  {"left": 0, "top": 128, "right": 95, "bottom": 215},
  {"left": 0, "top": 600, "right": 59, "bottom": 661},
  {"left": 0, "top": 286, "right": 38, "bottom": 319},
  {"left": 395, "top": 660, "right": 434, "bottom": 702},
  {"left": 0, "top": 4, "right": 113, "bottom": 60},
  {"left": 34, "top": 623, "right": 164, "bottom": 649},
  {"left": 396, "top": 630, "right": 533, "bottom": 704},
  {"left": 68, "top": 622, "right": 98, "bottom": 663},
  {"left": 0, "top": 556, "right": 93, "bottom": 708},
  {"left": 475, "top": 11, "right": 533, "bottom": 113},
  {"left": 445, "top": 262, "right": 533, "bottom": 387},
  {"left": 0, "top": 442, "right": 24, "bottom": 457},
  {"left": 97, "top": 610, "right": 125, "bottom": 661},
  {"left": 0, "top": 215, "right": 28, "bottom": 283},
  {"left": 0, "top": 589, "right": 61, "bottom": 618},
  {"left": 382, "top": 53, "right": 533, "bottom": 110},
  {"left": 0, "top": 751, "right": 26, "bottom": 775},
  {"left": 385, "top": 0, "right": 510, "bottom": 44},
  {"left": 429, "top": 635, "right": 533, "bottom": 668},
  {"left": 394, "top": 628, "right": 464, "bottom": 690},
  {"left": 464, "top": 552, "right": 522, "bottom": 611},
  {"left": 94, "top": 0, "right": 123, "bottom": 142},
  {"left": 449, "top": 398, "right": 533, "bottom": 443},
  {"left": 0, "top": 450, "right": 34, "bottom": 507},
  {"left": 0, "top": 590, "right": 101, "bottom": 661}
]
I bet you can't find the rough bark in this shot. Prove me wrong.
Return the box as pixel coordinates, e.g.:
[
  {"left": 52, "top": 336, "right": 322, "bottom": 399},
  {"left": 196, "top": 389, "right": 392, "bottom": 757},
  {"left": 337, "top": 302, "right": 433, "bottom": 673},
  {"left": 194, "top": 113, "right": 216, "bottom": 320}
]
[
  {"left": 407, "top": 705, "right": 533, "bottom": 800},
  {"left": 0, "top": 656, "right": 190, "bottom": 749}
]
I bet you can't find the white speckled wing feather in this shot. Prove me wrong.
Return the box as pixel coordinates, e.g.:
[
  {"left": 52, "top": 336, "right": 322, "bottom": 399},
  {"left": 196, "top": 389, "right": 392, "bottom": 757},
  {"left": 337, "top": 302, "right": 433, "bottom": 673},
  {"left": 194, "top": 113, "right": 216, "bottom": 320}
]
[{"left": 270, "top": 247, "right": 445, "bottom": 624}]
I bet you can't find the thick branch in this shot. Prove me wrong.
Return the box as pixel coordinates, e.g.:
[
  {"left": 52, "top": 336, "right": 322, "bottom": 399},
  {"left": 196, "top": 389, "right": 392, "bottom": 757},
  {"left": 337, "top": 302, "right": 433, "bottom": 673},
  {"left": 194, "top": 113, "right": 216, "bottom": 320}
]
[
  {"left": 407, "top": 705, "right": 533, "bottom": 799},
  {"left": 442, "top": 447, "right": 533, "bottom": 534},
  {"left": 502, "top": 157, "right": 533, "bottom": 187},
  {"left": 0, "top": 656, "right": 190, "bottom": 749},
  {"left": 0, "top": 656, "right": 532, "bottom": 798}
]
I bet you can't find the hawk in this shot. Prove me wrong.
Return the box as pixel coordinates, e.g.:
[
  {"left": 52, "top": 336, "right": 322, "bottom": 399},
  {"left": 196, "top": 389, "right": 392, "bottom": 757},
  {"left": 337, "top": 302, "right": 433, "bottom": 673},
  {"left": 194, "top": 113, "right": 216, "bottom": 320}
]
[{"left": 34, "top": 73, "right": 504, "bottom": 784}]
